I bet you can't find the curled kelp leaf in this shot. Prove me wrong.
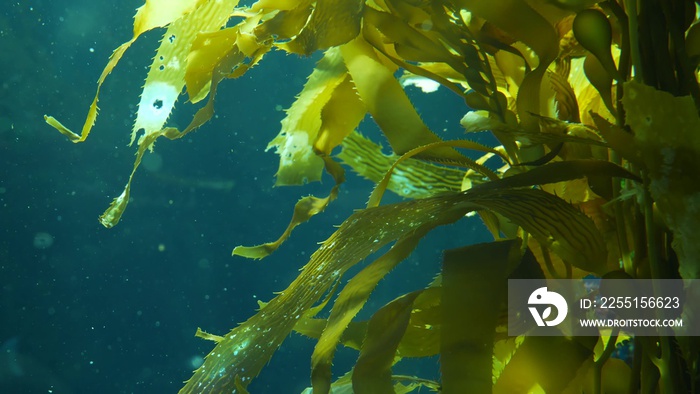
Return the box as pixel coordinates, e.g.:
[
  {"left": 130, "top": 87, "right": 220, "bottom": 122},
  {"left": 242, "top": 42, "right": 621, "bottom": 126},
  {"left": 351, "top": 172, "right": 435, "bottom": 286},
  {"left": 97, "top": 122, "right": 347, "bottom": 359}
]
[
  {"left": 45, "top": 0, "right": 206, "bottom": 142},
  {"left": 232, "top": 156, "right": 345, "bottom": 259},
  {"left": 267, "top": 47, "right": 349, "bottom": 185}
]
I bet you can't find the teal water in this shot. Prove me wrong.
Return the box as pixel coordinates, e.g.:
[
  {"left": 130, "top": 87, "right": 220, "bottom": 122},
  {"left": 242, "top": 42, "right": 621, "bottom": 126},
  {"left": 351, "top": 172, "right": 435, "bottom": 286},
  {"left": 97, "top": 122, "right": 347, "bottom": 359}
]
[{"left": 0, "top": 1, "right": 489, "bottom": 392}]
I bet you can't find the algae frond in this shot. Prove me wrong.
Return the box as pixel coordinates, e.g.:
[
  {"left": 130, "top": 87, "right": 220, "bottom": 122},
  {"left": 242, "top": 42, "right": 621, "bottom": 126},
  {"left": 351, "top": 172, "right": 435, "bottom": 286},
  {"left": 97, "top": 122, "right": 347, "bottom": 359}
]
[{"left": 47, "top": 0, "right": 700, "bottom": 393}]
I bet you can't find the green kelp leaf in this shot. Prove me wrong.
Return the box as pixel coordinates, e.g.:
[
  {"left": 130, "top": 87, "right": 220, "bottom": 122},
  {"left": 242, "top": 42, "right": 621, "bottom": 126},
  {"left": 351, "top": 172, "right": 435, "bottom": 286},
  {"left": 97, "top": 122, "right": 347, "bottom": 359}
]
[
  {"left": 469, "top": 188, "right": 608, "bottom": 274},
  {"left": 363, "top": 7, "right": 457, "bottom": 64},
  {"left": 622, "top": 81, "right": 700, "bottom": 280},
  {"left": 182, "top": 188, "right": 603, "bottom": 392},
  {"left": 253, "top": 3, "right": 313, "bottom": 40},
  {"left": 337, "top": 131, "right": 477, "bottom": 200},
  {"left": 474, "top": 159, "right": 640, "bottom": 192},
  {"left": 280, "top": 0, "right": 363, "bottom": 55},
  {"left": 396, "top": 286, "right": 441, "bottom": 358},
  {"left": 267, "top": 47, "right": 348, "bottom": 185},
  {"left": 311, "top": 227, "right": 431, "bottom": 393},
  {"left": 340, "top": 37, "right": 465, "bottom": 161},
  {"left": 455, "top": 0, "right": 558, "bottom": 129},
  {"left": 367, "top": 139, "right": 511, "bottom": 208},
  {"left": 352, "top": 291, "right": 423, "bottom": 394},
  {"left": 440, "top": 240, "right": 519, "bottom": 394},
  {"left": 295, "top": 317, "right": 367, "bottom": 351},
  {"left": 131, "top": 0, "right": 239, "bottom": 145},
  {"left": 494, "top": 336, "right": 596, "bottom": 393},
  {"left": 185, "top": 27, "right": 241, "bottom": 103},
  {"left": 180, "top": 191, "right": 475, "bottom": 393},
  {"left": 315, "top": 76, "right": 366, "bottom": 155},
  {"left": 233, "top": 156, "right": 345, "bottom": 259}
]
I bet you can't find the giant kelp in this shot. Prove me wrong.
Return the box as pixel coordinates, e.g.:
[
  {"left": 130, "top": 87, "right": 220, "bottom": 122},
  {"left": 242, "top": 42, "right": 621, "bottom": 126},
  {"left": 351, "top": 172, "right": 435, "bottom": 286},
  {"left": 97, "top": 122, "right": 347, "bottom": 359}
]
[{"left": 46, "top": 0, "right": 700, "bottom": 393}]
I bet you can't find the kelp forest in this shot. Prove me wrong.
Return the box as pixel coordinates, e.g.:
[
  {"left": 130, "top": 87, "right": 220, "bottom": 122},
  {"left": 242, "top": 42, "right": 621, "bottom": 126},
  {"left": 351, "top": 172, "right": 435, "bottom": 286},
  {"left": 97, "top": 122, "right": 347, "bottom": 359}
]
[{"left": 45, "top": 0, "right": 700, "bottom": 393}]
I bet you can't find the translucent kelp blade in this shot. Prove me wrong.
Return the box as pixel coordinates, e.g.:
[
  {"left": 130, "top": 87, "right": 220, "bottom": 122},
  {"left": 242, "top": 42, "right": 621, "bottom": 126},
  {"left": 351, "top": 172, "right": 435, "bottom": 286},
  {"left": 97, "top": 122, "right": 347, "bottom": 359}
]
[
  {"left": 396, "top": 286, "right": 441, "bottom": 358},
  {"left": 340, "top": 37, "right": 465, "bottom": 161},
  {"left": 337, "top": 131, "right": 466, "bottom": 200},
  {"left": 280, "top": 0, "right": 363, "bottom": 55},
  {"left": 460, "top": 110, "right": 610, "bottom": 149},
  {"left": 181, "top": 187, "right": 602, "bottom": 392},
  {"left": 362, "top": 7, "right": 459, "bottom": 65},
  {"left": 311, "top": 227, "right": 431, "bottom": 393},
  {"left": 180, "top": 194, "right": 474, "bottom": 393},
  {"left": 367, "top": 139, "right": 511, "bottom": 208},
  {"left": 314, "top": 76, "right": 366, "bottom": 155},
  {"left": 44, "top": 0, "right": 205, "bottom": 142},
  {"left": 267, "top": 47, "right": 348, "bottom": 186},
  {"left": 232, "top": 157, "right": 345, "bottom": 259},
  {"left": 99, "top": 36, "right": 256, "bottom": 228},
  {"left": 98, "top": 130, "right": 166, "bottom": 228},
  {"left": 185, "top": 28, "right": 241, "bottom": 103},
  {"left": 494, "top": 336, "right": 596, "bottom": 393},
  {"left": 131, "top": 0, "right": 239, "bottom": 145},
  {"left": 469, "top": 188, "right": 607, "bottom": 274},
  {"left": 440, "top": 240, "right": 519, "bottom": 393},
  {"left": 352, "top": 291, "right": 422, "bottom": 394},
  {"left": 454, "top": 0, "right": 558, "bottom": 127}
]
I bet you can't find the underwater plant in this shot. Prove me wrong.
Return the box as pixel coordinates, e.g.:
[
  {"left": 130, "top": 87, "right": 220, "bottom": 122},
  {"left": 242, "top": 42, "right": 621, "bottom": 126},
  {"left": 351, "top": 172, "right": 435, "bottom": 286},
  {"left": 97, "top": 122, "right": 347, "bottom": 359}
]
[{"left": 46, "top": 0, "right": 700, "bottom": 393}]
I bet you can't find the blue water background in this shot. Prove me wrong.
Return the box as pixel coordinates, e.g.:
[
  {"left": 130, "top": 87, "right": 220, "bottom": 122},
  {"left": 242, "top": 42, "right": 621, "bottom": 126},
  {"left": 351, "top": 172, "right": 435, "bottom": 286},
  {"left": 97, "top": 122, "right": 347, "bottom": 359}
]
[{"left": 0, "top": 1, "right": 494, "bottom": 392}]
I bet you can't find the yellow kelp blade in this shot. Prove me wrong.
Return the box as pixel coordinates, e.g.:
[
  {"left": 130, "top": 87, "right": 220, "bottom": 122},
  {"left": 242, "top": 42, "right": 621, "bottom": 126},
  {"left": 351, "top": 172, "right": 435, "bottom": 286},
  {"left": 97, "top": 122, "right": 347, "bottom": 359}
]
[
  {"left": 352, "top": 291, "right": 423, "bottom": 394},
  {"left": 311, "top": 227, "right": 431, "bottom": 393},
  {"left": 267, "top": 47, "right": 348, "bottom": 186},
  {"left": 314, "top": 76, "right": 366, "bottom": 155},
  {"left": 181, "top": 187, "right": 602, "bottom": 392},
  {"left": 440, "top": 240, "right": 519, "bottom": 393},
  {"left": 280, "top": 0, "right": 363, "bottom": 55},
  {"left": 180, "top": 191, "right": 474, "bottom": 393},
  {"left": 45, "top": 0, "right": 205, "bottom": 142},
  {"left": 454, "top": 0, "right": 559, "bottom": 128},
  {"left": 470, "top": 188, "right": 607, "bottom": 274},
  {"left": 131, "top": 0, "right": 239, "bottom": 145},
  {"left": 366, "top": 139, "right": 510, "bottom": 208},
  {"left": 340, "top": 37, "right": 465, "bottom": 161},
  {"left": 232, "top": 157, "right": 345, "bottom": 259},
  {"left": 337, "top": 131, "right": 466, "bottom": 200}
]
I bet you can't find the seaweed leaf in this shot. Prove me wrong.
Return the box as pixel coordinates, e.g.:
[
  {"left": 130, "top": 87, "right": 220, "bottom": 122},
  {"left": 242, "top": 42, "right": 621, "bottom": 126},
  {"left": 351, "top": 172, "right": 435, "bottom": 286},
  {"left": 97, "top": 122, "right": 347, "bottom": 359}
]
[
  {"left": 311, "top": 226, "right": 431, "bottom": 393},
  {"left": 352, "top": 290, "right": 423, "bottom": 394},
  {"left": 440, "top": 240, "right": 520, "bottom": 393},
  {"left": 280, "top": 0, "right": 363, "bottom": 55},
  {"left": 340, "top": 37, "right": 466, "bottom": 161}
]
